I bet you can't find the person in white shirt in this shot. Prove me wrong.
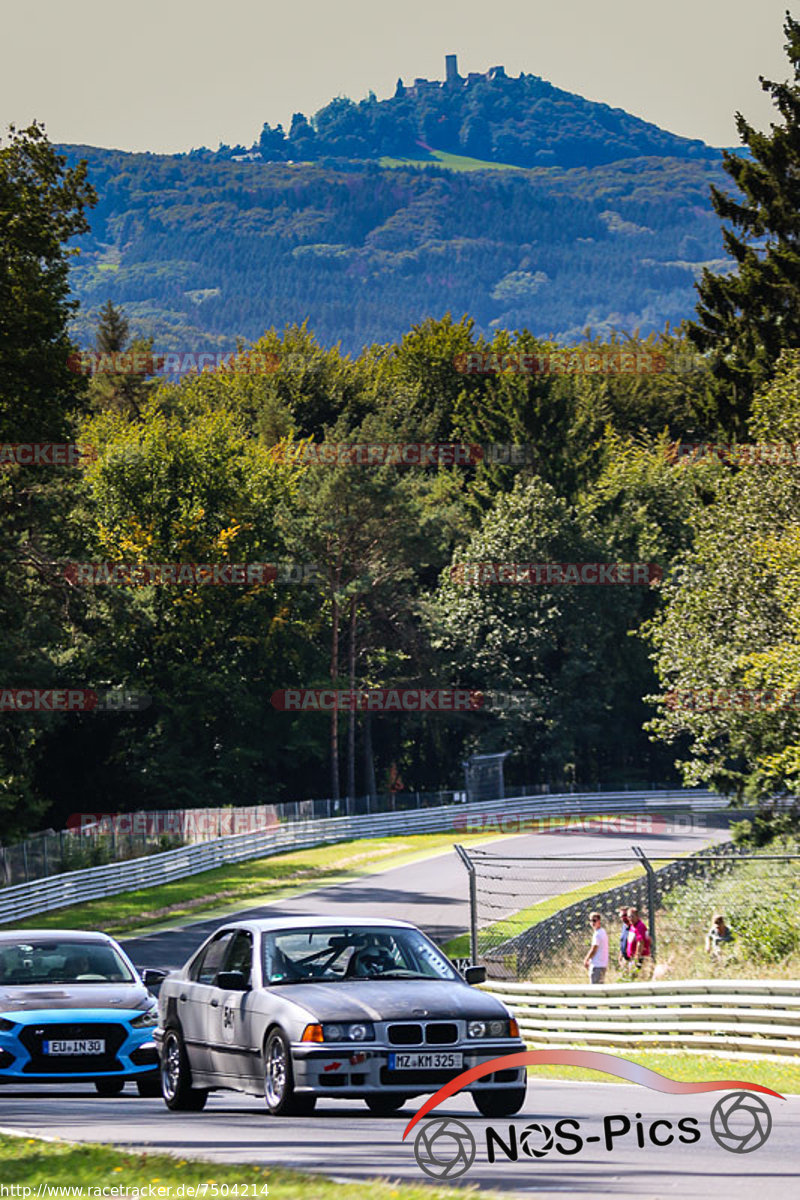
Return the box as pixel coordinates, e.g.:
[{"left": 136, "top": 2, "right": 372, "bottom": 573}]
[{"left": 583, "top": 911, "right": 609, "bottom": 983}]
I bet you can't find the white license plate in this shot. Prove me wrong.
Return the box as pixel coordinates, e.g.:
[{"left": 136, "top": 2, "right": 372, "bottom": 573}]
[
  {"left": 388, "top": 1052, "right": 463, "bottom": 1070},
  {"left": 43, "top": 1039, "right": 105, "bottom": 1056}
]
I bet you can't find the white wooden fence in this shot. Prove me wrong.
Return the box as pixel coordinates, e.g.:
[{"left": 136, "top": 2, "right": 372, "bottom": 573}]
[
  {"left": 0, "top": 789, "right": 722, "bottom": 924},
  {"left": 485, "top": 979, "right": 800, "bottom": 1059}
]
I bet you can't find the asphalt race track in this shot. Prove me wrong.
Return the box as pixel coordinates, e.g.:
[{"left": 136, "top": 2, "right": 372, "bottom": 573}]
[
  {"left": 120, "top": 820, "right": 734, "bottom": 969},
  {"left": 5, "top": 819, "right": 795, "bottom": 1198},
  {"left": 1, "top": 1080, "right": 797, "bottom": 1198}
]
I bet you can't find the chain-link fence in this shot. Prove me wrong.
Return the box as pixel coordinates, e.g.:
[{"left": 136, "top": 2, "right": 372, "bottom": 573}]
[
  {"left": 1, "top": 781, "right": 691, "bottom": 888},
  {"left": 0, "top": 790, "right": 476, "bottom": 888},
  {"left": 456, "top": 839, "right": 800, "bottom": 979}
]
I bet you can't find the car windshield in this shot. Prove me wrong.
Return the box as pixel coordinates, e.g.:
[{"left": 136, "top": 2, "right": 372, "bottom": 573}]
[
  {"left": 262, "top": 926, "right": 461, "bottom": 984},
  {"left": 0, "top": 940, "right": 135, "bottom": 985}
]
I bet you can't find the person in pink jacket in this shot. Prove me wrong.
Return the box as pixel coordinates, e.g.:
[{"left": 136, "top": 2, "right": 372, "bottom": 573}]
[{"left": 626, "top": 908, "right": 651, "bottom": 973}]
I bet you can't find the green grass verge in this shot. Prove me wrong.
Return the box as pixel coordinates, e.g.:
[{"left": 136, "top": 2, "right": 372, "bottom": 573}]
[
  {"left": 6, "top": 828, "right": 504, "bottom": 938},
  {"left": 443, "top": 865, "right": 643, "bottom": 958},
  {"left": 0, "top": 1132, "right": 493, "bottom": 1198},
  {"left": 524, "top": 1048, "right": 800, "bottom": 1094}
]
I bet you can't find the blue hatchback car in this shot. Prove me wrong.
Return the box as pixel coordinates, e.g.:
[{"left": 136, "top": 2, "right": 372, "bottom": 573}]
[{"left": 0, "top": 930, "right": 160, "bottom": 1095}]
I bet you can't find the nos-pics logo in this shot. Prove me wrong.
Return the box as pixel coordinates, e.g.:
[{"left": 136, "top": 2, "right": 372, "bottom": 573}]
[{"left": 404, "top": 1050, "right": 782, "bottom": 1181}]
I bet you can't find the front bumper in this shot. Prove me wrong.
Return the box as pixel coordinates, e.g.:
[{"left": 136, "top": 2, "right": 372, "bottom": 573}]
[
  {"left": 291, "top": 1039, "right": 526, "bottom": 1096},
  {"left": 0, "top": 1012, "right": 159, "bottom": 1082}
]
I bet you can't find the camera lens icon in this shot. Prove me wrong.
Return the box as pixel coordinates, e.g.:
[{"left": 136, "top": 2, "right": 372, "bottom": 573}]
[
  {"left": 520, "top": 1121, "right": 554, "bottom": 1157},
  {"left": 710, "top": 1091, "right": 773, "bottom": 1154},
  {"left": 413, "top": 1117, "right": 477, "bottom": 1179}
]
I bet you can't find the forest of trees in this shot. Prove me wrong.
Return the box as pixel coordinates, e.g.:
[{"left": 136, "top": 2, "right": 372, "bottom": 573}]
[
  {"left": 60, "top": 146, "right": 730, "bottom": 355},
  {"left": 3, "top": 16, "right": 800, "bottom": 840}
]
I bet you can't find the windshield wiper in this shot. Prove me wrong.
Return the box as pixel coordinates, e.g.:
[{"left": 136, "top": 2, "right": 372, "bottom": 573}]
[
  {"left": 359, "top": 971, "right": 434, "bottom": 980},
  {"left": 267, "top": 976, "right": 347, "bottom": 985}
]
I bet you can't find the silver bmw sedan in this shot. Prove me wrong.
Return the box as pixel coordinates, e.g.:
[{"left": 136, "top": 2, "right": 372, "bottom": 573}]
[{"left": 156, "top": 916, "right": 526, "bottom": 1117}]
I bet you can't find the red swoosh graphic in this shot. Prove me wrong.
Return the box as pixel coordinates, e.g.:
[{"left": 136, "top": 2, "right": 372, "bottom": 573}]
[{"left": 402, "top": 1049, "right": 784, "bottom": 1140}]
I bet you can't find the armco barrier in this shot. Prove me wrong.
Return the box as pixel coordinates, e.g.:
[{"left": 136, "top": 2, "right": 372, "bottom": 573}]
[
  {"left": 0, "top": 789, "right": 721, "bottom": 924},
  {"left": 483, "top": 979, "right": 800, "bottom": 1059}
]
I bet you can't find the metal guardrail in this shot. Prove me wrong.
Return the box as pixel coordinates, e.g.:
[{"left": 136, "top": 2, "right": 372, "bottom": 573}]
[
  {"left": 0, "top": 790, "right": 467, "bottom": 887},
  {"left": 484, "top": 980, "right": 800, "bottom": 1058},
  {"left": 0, "top": 789, "right": 721, "bottom": 925}
]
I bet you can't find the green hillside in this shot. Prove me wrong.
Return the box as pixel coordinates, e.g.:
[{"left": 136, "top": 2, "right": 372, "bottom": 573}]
[{"left": 62, "top": 146, "right": 730, "bottom": 354}]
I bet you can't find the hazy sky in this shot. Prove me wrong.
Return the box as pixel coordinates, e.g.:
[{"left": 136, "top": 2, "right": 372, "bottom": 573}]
[{"left": 2, "top": 0, "right": 795, "bottom": 153}]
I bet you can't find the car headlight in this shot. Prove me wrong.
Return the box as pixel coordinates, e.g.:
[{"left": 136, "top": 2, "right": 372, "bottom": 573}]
[
  {"left": 131, "top": 1007, "right": 158, "bottom": 1028},
  {"left": 0, "top": 1019, "right": 14, "bottom": 1033},
  {"left": 468, "top": 1018, "right": 516, "bottom": 1038},
  {"left": 321, "top": 1022, "right": 375, "bottom": 1042}
]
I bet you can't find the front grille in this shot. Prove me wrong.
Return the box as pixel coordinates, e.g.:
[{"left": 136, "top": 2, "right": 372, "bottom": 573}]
[
  {"left": 130, "top": 1044, "right": 158, "bottom": 1066},
  {"left": 425, "top": 1023, "right": 458, "bottom": 1045},
  {"left": 387, "top": 1024, "right": 423, "bottom": 1045},
  {"left": 380, "top": 1066, "right": 463, "bottom": 1086},
  {"left": 20, "top": 1022, "right": 126, "bottom": 1075}
]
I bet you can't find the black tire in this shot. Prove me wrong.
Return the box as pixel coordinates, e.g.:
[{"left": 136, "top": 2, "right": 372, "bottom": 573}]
[
  {"left": 263, "top": 1028, "right": 316, "bottom": 1116},
  {"left": 136, "top": 1074, "right": 162, "bottom": 1098},
  {"left": 161, "top": 1028, "right": 208, "bottom": 1112},
  {"left": 95, "top": 1078, "right": 125, "bottom": 1096},
  {"left": 364, "top": 1094, "right": 408, "bottom": 1115},
  {"left": 472, "top": 1086, "right": 527, "bottom": 1118}
]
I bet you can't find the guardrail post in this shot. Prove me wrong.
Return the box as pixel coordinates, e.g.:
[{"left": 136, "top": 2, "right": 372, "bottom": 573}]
[
  {"left": 632, "top": 845, "right": 656, "bottom": 963},
  {"left": 454, "top": 843, "right": 478, "bottom": 965}
]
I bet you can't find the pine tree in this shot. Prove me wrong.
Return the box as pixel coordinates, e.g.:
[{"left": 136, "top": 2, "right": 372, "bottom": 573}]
[
  {"left": 89, "top": 301, "right": 154, "bottom": 418},
  {"left": 687, "top": 13, "right": 800, "bottom": 431},
  {"left": 96, "top": 299, "right": 129, "bottom": 353}
]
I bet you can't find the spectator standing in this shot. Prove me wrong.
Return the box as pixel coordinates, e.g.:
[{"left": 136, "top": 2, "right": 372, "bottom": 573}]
[
  {"left": 617, "top": 907, "right": 631, "bottom": 969},
  {"left": 626, "top": 907, "right": 651, "bottom": 974},
  {"left": 584, "top": 912, "right": 609, "bottom": 983}
]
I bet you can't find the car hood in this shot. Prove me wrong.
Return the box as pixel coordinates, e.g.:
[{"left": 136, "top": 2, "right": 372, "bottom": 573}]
[
  {"left": 0, "top": 983, "right": 152, "bottom": 1014},
  {"left": 267, "top": 979, "right": 510, "bottom": 1022}
]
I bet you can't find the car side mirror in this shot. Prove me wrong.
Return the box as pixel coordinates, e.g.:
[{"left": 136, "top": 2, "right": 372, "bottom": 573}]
[
  {"left": 141, "top": 968, "right": 168, "bottom": 993},
  {"left": 216, "top": 969, "right": 249, "bottom": 991},
  {"left": 464, "top": 965, "right": 486, "bottom": 985}
]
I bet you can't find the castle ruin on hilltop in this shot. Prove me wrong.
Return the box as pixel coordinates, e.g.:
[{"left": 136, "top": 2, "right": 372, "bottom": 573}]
[{"left": 402, "top": 55, "right": 507, "bottom": 96}]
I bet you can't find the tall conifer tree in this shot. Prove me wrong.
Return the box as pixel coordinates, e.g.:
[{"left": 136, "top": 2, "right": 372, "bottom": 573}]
[{"left": 688, "top": 13, "right": 800, "bottom": 431}]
